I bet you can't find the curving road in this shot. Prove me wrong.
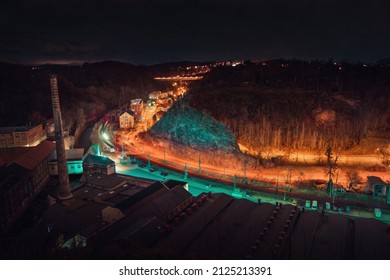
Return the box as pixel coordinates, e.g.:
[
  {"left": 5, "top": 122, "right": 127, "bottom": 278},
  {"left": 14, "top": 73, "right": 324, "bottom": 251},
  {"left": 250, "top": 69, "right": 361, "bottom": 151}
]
[{"left": 103, "top": 121, "right": 390, "bottom": 215}]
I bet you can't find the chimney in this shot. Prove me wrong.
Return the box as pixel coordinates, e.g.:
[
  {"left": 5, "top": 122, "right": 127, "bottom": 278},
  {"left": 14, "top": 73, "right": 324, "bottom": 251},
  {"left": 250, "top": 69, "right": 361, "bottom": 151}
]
[{"left": 50, "top": 74, "right": 73, "bottom": 200}]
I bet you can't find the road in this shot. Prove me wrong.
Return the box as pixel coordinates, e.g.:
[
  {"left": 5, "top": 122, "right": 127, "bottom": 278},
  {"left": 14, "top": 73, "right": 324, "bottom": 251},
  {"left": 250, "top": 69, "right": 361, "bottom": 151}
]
[
  {"left": 109, "top": 120, "right": 387, "bottom": 189},
  {"left": 97, "top": 120, "right": 390, "bottom": 219},
  {"left": 111, "top": 150, "right": 390, "bottom": 224}
]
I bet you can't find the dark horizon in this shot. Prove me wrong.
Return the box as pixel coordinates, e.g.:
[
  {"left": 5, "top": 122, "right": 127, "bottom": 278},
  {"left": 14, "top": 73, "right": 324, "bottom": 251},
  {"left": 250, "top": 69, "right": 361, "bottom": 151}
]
[
  {"left": 2, "top": 57, "right": 390, "bottom": 68},
  {"left": 1, "top": 0, "right": 390, "bottom": 65}
]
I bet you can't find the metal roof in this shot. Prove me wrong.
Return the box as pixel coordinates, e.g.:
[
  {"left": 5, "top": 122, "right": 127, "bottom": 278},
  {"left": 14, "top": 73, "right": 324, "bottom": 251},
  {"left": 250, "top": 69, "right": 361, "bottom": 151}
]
[
  {"left": 83, "top": 154, "right": 115, "bottom": 167},
  {"left": 11, "top": 140, "right": 55, "bottom": 170}
]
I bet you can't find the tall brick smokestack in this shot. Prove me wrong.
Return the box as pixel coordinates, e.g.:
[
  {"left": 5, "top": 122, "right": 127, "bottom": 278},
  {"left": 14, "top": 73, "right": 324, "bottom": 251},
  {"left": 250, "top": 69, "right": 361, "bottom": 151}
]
[{"left": 50, "top": 74, "right": 73, "bottom": 200}]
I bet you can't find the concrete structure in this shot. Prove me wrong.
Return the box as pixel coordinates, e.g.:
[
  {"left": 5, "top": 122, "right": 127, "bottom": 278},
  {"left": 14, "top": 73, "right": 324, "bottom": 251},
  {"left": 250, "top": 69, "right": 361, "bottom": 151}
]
[
  {"left": 0, "top": 124, "right": 46, "bottom": 148},
  {"left": 130, "top": 99, "right": 144, "bottom": 120},
  {"left": 82, "top": 154, "right": 116, "bottom": 175},
  {"left": 48, "top": 148, "right": 84, "bottom": 175},
  {"left": 50, "top": 74, "right": 73, "bottom": 200},
  {"left": 119, "top": 111, "right": 134, "bottom": 129},
  {"left": 0, "top": 140, "right": 55, "bottom": 233}
]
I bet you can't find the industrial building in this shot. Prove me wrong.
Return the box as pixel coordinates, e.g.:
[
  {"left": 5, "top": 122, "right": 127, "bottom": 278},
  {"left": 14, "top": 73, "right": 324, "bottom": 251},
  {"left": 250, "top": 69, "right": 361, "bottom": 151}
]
[
  {"left": 82, "top": 154, "right": 116, "bottom": 176},
  {"left": 48, "top": 148, "right": 85, "bottom": 175},
  {"left": 0, "top": 124, "right": 46, "bottom": 148},
  {"left": 130, "top": 99, "right": 144, "bottom": 120},
  {"left": 5, "top": 181, "right": 388, "bottom": 259},
  {"left": 36, "top": 173, "right": 190, "bottom": 253},
  {"left": 0, "top": 140, "right": 55, "bottom": 234}
]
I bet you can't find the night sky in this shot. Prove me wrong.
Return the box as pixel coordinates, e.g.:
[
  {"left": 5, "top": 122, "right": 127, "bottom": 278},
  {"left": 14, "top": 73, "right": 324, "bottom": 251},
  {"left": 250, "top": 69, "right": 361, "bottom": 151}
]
[{"left": 1, "top": 0, "right": 390, "bottom": 65}]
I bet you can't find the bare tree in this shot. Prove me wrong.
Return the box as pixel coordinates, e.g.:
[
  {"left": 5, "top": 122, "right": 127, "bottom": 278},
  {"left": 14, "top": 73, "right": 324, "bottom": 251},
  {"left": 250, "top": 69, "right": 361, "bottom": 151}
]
[
  {"left": 314, "top": 149, "right": 324, "bottom": 165},
  {"left": 345, "top": 171, "right": 362, "bottom": 189},
  {"left": 378, "top": 146, "right": 390, "bottom": 165}
]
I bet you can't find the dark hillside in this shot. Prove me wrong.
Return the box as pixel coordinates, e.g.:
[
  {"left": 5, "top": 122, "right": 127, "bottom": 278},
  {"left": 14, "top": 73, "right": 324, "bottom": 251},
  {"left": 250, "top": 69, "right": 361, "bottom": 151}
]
[
  {"left": 0, "top": 61, "right": 162, "bottom": 141},
  {"left": 189, "top": 61, "right": 390, "bottom": 152}
]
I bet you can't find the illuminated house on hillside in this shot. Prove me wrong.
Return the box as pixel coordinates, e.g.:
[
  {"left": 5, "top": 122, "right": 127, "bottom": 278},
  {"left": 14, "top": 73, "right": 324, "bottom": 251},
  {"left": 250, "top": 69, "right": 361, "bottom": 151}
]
[
  {"left": 130, "top": 99, "right": 144, "bottom": 120},
  {"left": 0, "top": 124, "right": 46, "bottom": 148},
  {"left": 148, "top": 91, "right": 161, "bottom": 100},
  {"left": 0, "top": 140, "right": 55, "bottom": 233},
  {"left": 119, "top": 111, "right": 134, "bottom": 129},
  {"left": 149, "top": 91, "right": 170, "bottom": 100}
]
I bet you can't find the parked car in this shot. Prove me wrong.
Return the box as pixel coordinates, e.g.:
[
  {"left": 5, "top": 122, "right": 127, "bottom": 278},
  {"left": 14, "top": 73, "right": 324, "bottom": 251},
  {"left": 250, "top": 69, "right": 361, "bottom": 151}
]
[
  {"left": 374, "top": 208, "right": 382, "bottom": 218},
  {"left": 305, "top": 200, "right": 311, "bottom": 208},
  {"left": 312, "top": 200, "right": 318, "bottom": 210}
]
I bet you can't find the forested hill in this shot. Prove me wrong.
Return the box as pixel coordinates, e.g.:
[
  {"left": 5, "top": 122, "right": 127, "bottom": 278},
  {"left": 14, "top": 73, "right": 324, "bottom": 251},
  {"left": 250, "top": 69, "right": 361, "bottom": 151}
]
[
  {"left": 150, "top": 99, "right": 238, "bottom": 151},
  {"left": 189, "top": 60, "right": 390, "bottom": 152},
  {"left": 0, "top": 61, "right": 163, "bottom": 136}
]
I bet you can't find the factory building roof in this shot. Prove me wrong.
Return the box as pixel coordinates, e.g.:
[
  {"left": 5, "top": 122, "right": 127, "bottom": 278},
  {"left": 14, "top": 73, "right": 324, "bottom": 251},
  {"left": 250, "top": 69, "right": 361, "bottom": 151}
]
[
  {"left": 131, "top": 99, "right": 143, "bottom": 104},
  {"left": 0, "top": 126, "right": 38, "bottom": 134},
  {"left": 9, "top": 175, "right": 390, "bottom": 260},
  {"left": 50, "top": 148, "right": 84, "bottom": 161},
  {"left": 4, "top": 140, "right": 55, "bottom": 170},
  {"left": 83, "top": 154, "right": 115, "bottom": 167}
]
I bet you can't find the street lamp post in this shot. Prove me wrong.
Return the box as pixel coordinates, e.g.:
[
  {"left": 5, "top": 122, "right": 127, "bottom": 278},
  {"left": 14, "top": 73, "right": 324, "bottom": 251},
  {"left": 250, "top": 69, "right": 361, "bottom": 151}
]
[
  {"left": 198, "top": 153, "right": 201, "bottom": 174},
  {"left": 243, "top": 160, "right": 247, "bottom": 184},
  {"left": 163, "top": 143, "right": 166, "bottom": 163},
  {"left": 184, "top": 163, "right": 188, "bottom": 180},
  {"left": 332, "top": 188, "right": 336, "bottom": 205}
]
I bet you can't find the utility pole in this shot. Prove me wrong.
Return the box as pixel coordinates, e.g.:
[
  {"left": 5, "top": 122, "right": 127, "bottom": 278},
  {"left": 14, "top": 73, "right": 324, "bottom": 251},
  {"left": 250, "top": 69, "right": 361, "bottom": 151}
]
[
  {"left": 163, "top": 143, "right": 166, "bottom": 163},
  {"left": 121, "top": 141, "right": 125, "bottom": 160},
  {"left": 332, "top": 188, "right": 336, "bottom": 205},
  {"left": 184, "top": 163, "right": 188, "bottom": 180},
  {"left": 198, "top": 153, "right": 201, "bottom": 174},
  {"left": 287, "top": 168, "right": 292, "bottom": 185},
  {"left": 243, "top": 159, "right": 247, "bottom": 184}
]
